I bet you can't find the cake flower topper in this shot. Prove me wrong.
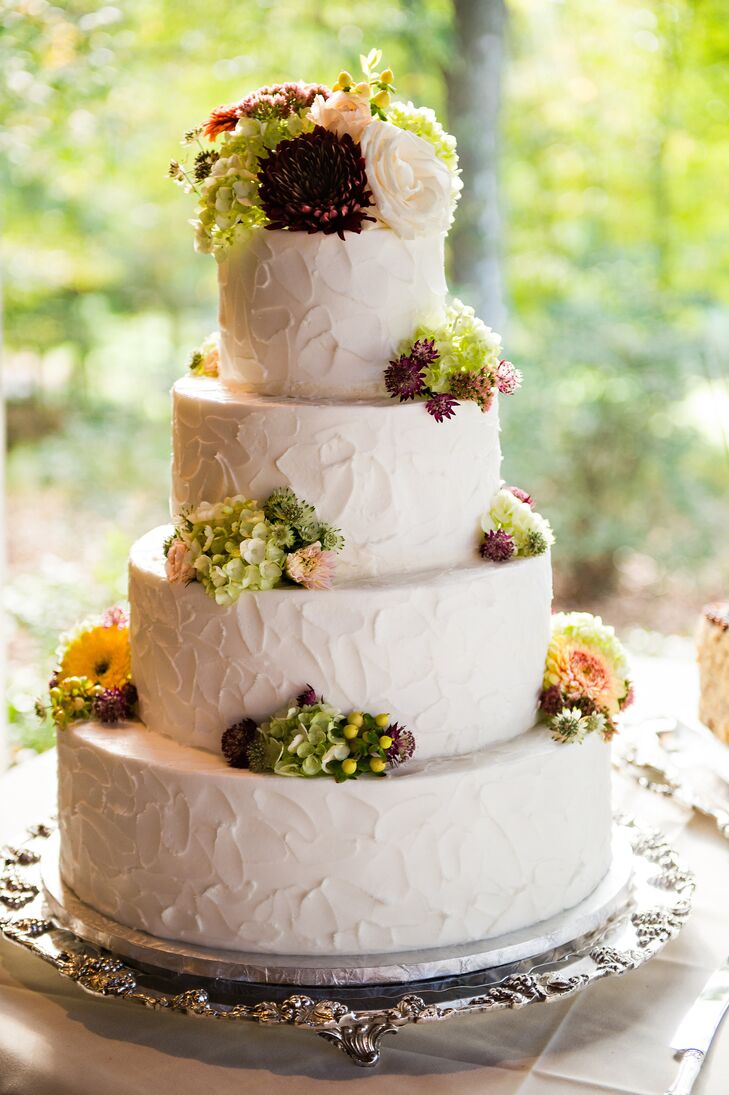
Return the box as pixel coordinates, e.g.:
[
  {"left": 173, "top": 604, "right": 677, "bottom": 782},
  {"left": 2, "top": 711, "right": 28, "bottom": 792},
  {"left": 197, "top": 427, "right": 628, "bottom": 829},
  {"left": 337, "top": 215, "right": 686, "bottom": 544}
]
[
  {"left": 164, "top": 488, "right": 345, "bottom": 606},
  {"left": 480, "top": 486, "right": 554, "bottom": 562},
  {"left": 384, "top": 298, "right": 522, "bottom": 422},
  {"left": 221, "top": 686, "right": 416, "bottom": 782},
  {"left": 540, "top": 612, "right": 634, "bottom": 744},
  {"left": 169, "top": 49, "right": 461, "bottom": 255},
  {"left": 36, "top": 607, "right": 138, "bottom": 730}
]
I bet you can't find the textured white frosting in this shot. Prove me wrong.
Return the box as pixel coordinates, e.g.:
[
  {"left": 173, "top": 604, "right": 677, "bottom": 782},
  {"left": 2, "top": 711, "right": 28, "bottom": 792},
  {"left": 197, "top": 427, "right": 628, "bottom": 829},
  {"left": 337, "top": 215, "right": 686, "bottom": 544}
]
[
  {"left": 57, "top": 721, "right": 613, "bottom": 956},
  {"left": 129, "top": 527, "right": 552, "bottom": 761},
  {"left": 170, "top": 377, "right": 502, "bottom": 578},
  {"left": 218, "top": 226, "right": 447, "bottom": 397}
]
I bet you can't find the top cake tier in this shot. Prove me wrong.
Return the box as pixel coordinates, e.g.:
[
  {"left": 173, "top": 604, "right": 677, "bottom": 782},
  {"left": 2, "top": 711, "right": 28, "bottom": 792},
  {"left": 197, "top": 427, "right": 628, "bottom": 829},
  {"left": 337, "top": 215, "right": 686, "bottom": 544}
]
[{"left": 218, "top": 226, "right": 447, "bottom": 398}]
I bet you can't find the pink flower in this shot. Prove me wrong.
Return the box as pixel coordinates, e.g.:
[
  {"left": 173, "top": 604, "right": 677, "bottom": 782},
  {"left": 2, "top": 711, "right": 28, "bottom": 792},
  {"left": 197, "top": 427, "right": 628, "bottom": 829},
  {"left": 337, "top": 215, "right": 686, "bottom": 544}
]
[
  {"left": 495, "top": 359, "right": 522, "bottom": 395},
  {"left": 309, "top": 90, "right": 373, "bottom": 142},
  {"left": 285, "top": 542, "right": 336, "bottom": 590},
  {"left": 507, "top": 485, "right": 534, "bottom": 508},
  {"left": 102, "top": 606, "right": 129, "bottom": 629},
  {"left": 165, "top": 539, "right": 194, "bottom": 584}
]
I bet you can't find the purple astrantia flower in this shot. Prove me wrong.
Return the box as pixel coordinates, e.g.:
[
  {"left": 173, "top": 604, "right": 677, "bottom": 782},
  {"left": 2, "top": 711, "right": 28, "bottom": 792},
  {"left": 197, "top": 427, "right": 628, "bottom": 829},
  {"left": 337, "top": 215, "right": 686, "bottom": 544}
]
[
  {"left": 539, "top": 684, "right": 564, "bottom": 716},
  {"left": 93, "top": 682, "right": 138, "bottom": 724},
  {"left": 408, "top": 338, "right": 439, "bottom": 368},
  {"left": 385, "top": 723, "right": 416, "bottom": 768},
  {"left": 495, "top": 359, "right": 522, "bottom": 395},
  {"left": 507, "top": 485, "right": 534, "bottom": 508},
  {"left": 480, "top": 529, "right": 515, "bottom": 562},
  {"left": 384, "top": 354, "right": 427, "bottom": 401},
  {"left": 425, "top": 393, "right": 459, "bottom": 422},
  {"left": 296, "top": 685, "right": 319, "bottom": 707},
  {"left": 221, "top": 717, "right": 258, "bottom": 769}
]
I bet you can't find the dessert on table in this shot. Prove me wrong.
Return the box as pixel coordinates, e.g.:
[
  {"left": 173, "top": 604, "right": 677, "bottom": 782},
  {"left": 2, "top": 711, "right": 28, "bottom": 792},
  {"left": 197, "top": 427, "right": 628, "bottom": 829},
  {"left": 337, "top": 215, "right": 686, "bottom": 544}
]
[
  {"left": 41, "top": 51, "right": 633, "bottom": 958},
  {"left": 698, "top": 603, "right": 729, "bottom": 743}
]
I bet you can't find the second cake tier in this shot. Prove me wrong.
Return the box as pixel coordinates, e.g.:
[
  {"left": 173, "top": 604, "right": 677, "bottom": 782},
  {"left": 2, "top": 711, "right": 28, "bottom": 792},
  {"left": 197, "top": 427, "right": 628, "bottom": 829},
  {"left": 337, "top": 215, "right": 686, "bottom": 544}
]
[
  {"left": 171, "top": 377, "right": 502, "bottom": 579},
  {"left": 130, "top": 527, "right": 552, "bottom": 761}
]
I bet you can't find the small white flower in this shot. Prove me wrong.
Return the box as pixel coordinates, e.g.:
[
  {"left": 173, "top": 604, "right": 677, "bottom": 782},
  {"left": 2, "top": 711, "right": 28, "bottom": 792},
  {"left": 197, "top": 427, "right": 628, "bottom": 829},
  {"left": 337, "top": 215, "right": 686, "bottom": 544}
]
[{"left": 241, "top": 537, "right": 266, "bottom": 565}]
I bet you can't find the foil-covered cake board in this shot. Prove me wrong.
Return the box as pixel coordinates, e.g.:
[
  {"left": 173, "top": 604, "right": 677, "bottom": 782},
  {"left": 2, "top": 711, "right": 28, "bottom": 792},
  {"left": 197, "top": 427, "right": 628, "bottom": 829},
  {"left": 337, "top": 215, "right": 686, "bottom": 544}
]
[{"left": 0, "top": 816, "right": 694, "bottom": 1067}]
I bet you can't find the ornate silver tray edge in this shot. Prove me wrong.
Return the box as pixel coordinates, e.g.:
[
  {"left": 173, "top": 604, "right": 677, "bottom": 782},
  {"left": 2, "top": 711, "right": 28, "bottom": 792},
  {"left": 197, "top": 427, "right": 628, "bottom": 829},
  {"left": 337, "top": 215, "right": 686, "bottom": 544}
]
[{"left": 0, "top": 816, "right": 695, "bottom": 1067}]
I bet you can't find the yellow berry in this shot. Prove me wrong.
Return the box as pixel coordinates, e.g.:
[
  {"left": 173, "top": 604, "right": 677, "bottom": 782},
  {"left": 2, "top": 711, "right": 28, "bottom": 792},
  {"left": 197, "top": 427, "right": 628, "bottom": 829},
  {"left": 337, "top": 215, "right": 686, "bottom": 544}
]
[
  {"left": 380, "top": 68, "right": 394, "bottom": 85},
  {"left": 337, "top": 70, "right": 354, "bottom": 88},
  {"left": 370, "top": 757, "right": 386, "bottom": 774},
  {"left": 341, "top": 758, "right": 357, "bottom": 776},
  {"left": 347, "top": 712, "right": 364, "bottom": 727},
  {"left": 378, "top": 735, "right": 393, "bottom": 750},
  {"left": 371, "top": 89, "right": 390, "bottom": 109},
  {"left": 375, "top": 713, "right": 390, "bottom": 728},
  {"left": 343, "top": 723, "right": 359, "bottom": 740}
]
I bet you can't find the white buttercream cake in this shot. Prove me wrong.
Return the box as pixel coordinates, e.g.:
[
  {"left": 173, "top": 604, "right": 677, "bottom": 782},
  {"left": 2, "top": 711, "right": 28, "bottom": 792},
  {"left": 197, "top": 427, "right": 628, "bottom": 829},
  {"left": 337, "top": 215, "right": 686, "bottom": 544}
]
[{"left": 55, "top": 63, "right": 618, "bottom": 959}]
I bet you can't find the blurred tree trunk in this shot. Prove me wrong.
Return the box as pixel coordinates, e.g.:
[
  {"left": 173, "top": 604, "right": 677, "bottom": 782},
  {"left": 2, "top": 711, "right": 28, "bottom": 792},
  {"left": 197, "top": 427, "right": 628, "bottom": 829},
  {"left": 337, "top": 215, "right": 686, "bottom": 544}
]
[{"left": 446, "top": 0, "right": 507, "bottom": 329}]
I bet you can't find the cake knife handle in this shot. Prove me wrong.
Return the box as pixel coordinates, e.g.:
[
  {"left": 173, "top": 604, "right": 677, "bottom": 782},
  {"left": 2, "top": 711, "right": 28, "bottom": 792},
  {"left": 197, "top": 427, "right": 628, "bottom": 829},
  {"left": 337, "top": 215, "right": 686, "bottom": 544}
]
[{"left": 665, "top": 1049, "right": 704, "bottom": 1095}]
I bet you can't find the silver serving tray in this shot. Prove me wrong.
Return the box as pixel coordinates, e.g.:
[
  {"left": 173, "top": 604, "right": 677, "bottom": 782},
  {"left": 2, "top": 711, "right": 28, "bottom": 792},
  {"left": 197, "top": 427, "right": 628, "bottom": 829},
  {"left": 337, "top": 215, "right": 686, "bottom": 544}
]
[
  {"left": 0, "top": 815, "right": 694, "bottom": 1067},
  {"left": 614, "top": 716, "right": 729, "bottom": 838}
]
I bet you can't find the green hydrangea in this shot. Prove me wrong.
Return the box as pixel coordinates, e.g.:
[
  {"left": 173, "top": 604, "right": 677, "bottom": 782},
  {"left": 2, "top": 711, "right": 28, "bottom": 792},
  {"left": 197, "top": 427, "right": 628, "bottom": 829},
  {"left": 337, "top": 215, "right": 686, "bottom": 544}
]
[
  {"left": 175, "top": 497, "right": 286, "bottom": 605},
  {"left": 252, "top": 701, "right": 400, "bottom": 781},
  {"left": 405, "top": 298, "right": 502, "bottom": 394},
  {"left": 169, "top": 490, "right": 345, "bottom": 605},
  {"left": 192, "top": 113, "right": 314, "bottom": 256},
  {"left": 386, "top": 101, "right": 462, "bottom": 214}
]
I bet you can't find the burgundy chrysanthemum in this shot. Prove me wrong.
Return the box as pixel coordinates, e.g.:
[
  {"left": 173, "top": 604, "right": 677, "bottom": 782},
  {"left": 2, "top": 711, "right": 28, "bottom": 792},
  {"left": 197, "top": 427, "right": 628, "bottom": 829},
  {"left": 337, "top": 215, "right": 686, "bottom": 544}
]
[
  {"left": 425, "top": 392, "right": 459, "bottom": 422},
  {"left": 384, "top": 355, "right": 426, "bottom": 401},
  {"left": 221, "top": 717, "right": 258, "bottom": 769},
  {"left": 495, "top": 359, "right": 522, "bottom": 395},
  {"left": 296, "top": 685, "right": 319, "bottom": 707},
  {"left": 258, "top": 128, "right": 374, "bottom": 239},
  {"left": 385, "top": 723, "right": 416, "bottom": 768},
  {"left": 448, "top": 367, "right": 495, "bottom": 412},
  {"left": 93, "top": 682, "right": 138, "bottom": 724},
  {"left": 480, "top": 529, "right": 515, "bottom": 562},
  {"left": 203, "top": 83, "right": 330, "bottom": 140},
  {"left": 507, "top": 485, "right": 534, "bottom": 508},
  {"left": 539, "top": 685, "right": 564, "bottom": 716}
]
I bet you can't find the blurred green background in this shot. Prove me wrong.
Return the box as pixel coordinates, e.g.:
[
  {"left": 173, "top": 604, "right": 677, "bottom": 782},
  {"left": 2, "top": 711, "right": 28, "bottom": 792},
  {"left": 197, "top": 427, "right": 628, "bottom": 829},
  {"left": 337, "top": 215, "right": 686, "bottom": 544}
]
[{"left": 3, "top": 0, "right": 729, "bottom": 759}]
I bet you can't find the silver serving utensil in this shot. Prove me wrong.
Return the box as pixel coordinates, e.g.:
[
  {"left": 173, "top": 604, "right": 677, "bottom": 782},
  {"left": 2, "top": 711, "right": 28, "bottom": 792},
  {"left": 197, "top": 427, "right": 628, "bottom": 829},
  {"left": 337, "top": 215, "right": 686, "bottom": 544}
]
[{"left": 666, "top": 957, "right": 729, "bottom": 1094}]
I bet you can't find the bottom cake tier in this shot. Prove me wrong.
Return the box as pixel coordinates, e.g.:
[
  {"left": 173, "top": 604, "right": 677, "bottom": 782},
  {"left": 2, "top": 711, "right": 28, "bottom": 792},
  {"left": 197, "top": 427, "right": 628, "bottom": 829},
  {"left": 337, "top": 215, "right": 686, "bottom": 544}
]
[{"left": 57, "top": 722, "right": 612, "bottom": 957}]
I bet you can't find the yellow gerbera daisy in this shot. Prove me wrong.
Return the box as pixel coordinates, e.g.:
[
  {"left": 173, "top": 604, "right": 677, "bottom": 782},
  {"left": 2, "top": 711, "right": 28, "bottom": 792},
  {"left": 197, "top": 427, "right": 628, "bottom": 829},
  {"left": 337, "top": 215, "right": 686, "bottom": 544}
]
[{"left": 60, "top": 624, "right": 131, "bottom": 690}]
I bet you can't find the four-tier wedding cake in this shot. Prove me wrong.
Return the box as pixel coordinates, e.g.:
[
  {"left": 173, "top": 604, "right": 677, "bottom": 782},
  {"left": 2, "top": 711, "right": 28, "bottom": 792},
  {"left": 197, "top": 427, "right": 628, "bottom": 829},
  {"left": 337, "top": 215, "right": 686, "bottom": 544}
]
[{"left": 49, "top": 53, "right": 633, "bottom": 959}]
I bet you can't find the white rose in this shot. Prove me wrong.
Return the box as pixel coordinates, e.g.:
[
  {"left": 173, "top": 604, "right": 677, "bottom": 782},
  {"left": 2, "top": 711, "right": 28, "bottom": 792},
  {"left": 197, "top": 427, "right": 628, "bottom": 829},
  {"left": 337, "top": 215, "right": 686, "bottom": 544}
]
[
  {"left": 165, "top": 539, "right": 194, "bottom": 585},
  {"left": 308, "top": 91, "right": 373, "bottom": 142},
  {"left": 360, "top": 120, "right": 452, "bottom": 238}
]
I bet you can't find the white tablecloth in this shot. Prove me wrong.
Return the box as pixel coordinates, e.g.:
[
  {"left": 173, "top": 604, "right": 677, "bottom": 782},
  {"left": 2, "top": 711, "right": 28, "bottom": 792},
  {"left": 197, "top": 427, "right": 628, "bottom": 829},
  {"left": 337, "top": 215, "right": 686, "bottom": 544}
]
[{"left": 1, "top": 656, "right": 728, "bottom": 1094}]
